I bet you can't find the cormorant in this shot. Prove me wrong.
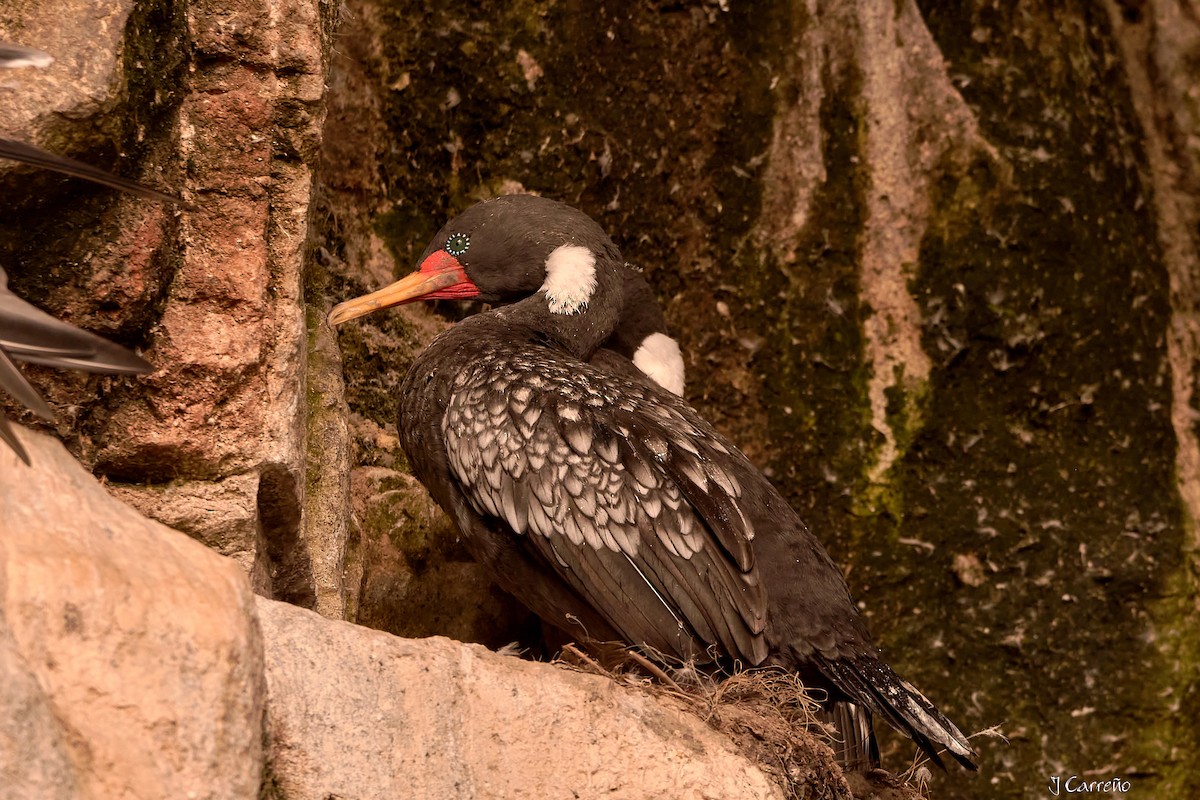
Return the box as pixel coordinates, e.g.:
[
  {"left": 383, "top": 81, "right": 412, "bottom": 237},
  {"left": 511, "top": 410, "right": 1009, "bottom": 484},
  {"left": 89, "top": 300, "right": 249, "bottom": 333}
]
[{"left": 329, "top": 194, "right": 977, "bottom": 770}]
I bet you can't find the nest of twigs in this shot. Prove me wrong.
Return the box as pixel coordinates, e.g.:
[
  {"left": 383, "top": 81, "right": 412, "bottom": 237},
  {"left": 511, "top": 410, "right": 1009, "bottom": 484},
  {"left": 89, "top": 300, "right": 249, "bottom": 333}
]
[{"left": 556, "top": 642, "right": 934, "bottom": 800}]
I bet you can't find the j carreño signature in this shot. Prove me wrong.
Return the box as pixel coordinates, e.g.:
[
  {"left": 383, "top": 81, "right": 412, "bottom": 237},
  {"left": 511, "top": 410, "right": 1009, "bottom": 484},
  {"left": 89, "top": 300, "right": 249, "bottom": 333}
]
[{"left": 1047, "top": 775, "right": 1132, "bottom": 796}]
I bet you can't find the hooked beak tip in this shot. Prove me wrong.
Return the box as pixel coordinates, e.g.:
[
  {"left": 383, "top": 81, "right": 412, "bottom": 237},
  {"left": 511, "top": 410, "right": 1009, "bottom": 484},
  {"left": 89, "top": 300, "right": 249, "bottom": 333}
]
[{"left": 327, "top": 256, "right": 474, "bottom": 327}]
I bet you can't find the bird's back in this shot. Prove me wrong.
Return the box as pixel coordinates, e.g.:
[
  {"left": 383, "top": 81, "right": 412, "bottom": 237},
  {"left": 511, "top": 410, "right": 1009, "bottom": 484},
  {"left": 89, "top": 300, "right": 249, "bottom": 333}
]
[
  {"left": 398, "top": 310, "right": 976, "bottom": 769},
  {"left": 399, "top": 312, "right": 871, "bottom": 664}
]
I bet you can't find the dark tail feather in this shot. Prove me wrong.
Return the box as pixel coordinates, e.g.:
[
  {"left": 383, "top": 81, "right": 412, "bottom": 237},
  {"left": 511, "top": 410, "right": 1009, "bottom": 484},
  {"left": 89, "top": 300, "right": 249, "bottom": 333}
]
[
  {"left": 815, "top": 654, "right": 977, "bottom": 771},
  {"left": 0, "top": 413, "right": 30, "bottom": 465},
  {"left": 819, "top": 701, "right": 880, "bottom": 772},
  {"left": 0, "top": 42, "right": 53, "bottom": 69},
  {"left": 0, "top": 347, "right": 55, "bottom": 420},
  {"left": 0, "top": 138, "right": 189, "bottom": 208}
]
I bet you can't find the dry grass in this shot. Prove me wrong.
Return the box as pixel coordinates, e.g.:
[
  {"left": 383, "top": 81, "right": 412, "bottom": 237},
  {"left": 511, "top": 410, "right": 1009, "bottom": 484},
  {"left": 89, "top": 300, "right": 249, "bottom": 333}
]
[
  {"left": 551, "top": 642, "right": 999, "bottom": 799},
  {"left": 555, "top": 643, "right": 856, "bottom": 800},
  {"left": 894, "top": 723, "right": 1008, "bottom": 799}
]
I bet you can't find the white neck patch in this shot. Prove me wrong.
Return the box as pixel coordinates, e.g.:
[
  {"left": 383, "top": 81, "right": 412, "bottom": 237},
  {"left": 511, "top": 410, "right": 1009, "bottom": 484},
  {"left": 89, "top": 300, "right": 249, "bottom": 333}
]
[
  {"left": 633, "top": 332, "right": 686, "bottom": 396},
  {"left": 542, "top": 244, "right": 597, "bottom": 315}
]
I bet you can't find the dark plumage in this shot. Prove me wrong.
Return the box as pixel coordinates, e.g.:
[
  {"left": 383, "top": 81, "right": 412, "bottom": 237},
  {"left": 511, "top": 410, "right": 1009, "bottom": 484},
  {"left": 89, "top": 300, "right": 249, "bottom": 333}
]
[
  {"left": 0, "top": 266, "right": 152, "bottom": 463},
  {"left": 0, "top": 138, "right": 186, "bottom": 207},
  {"left": 0, "top": 42, "right": 53, "bottom": 69},
  {"left": 329, "top": 194, "right": 977, "bottom": 770},
  {"left": 0, "top": 40, "right": 186, "bottom": 206},
  {"left": 0, "top": 40, "right": 183, "bottom": 463},
  {"left": 596, "top": 268, "right": 685, "bottom": 395}
]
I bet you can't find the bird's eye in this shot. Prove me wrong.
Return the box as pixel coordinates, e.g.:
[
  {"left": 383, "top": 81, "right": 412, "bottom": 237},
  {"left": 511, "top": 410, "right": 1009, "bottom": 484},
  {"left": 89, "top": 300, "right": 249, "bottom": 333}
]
[{"left": 445, "top": 232, "right": 471, "bottom": 257}]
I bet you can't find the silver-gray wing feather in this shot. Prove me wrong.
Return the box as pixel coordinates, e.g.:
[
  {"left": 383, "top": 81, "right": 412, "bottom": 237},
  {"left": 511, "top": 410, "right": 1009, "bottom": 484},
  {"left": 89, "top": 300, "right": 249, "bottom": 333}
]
[{"left": 443, "top": 349, "right": 768, "bottom": 664}]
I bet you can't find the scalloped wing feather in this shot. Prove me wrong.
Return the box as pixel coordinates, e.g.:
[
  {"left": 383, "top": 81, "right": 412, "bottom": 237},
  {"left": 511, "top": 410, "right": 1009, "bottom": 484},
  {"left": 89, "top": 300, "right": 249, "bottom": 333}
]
[{"left": 443, "top": 346, "right": 768, "bottom": 664}]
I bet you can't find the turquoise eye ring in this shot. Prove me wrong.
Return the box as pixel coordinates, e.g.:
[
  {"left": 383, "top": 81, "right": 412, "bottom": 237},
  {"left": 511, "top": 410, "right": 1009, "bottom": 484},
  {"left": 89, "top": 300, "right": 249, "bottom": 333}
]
[{"left": 445, "top": 232, "right": 471, "bottom": 257}]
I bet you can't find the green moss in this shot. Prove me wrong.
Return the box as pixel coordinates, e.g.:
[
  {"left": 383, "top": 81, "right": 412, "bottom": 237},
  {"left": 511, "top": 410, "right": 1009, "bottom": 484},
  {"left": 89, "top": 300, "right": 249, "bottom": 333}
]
[
  {"left": 1134, "top": 560, "right": 1200, "bottom": 792},
  {"left": 323, "top": 1, "right": 1198, "bottom": 793},
  {"left": 732, "top": 59, "right": 883, "bottom": 555},
  {"left": 885, "top": 366, "right": 931, "bottom": 460},
  {"left": 882, "top": 2, "right": 1197, "bottom": 795}
]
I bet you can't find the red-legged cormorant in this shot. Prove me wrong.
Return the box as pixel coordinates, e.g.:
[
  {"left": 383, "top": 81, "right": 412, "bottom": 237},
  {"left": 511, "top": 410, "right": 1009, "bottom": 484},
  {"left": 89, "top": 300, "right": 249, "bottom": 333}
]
[{"left": 329, "top": 194, "right": 977, "bottom": 770}]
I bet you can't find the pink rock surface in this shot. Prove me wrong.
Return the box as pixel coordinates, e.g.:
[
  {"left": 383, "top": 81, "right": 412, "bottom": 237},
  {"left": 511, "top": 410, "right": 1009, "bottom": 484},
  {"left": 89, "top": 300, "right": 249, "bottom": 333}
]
[{"left": 0, "top": 429, "right": 265, "bottom": 799}]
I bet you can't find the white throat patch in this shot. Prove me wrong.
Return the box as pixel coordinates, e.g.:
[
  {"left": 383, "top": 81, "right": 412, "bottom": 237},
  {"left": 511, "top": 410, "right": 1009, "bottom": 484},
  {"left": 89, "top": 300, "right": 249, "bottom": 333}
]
[
  {"left": 633, "top": 332, "right": 686, "bottom": 396},
  {"left": 542, "top": 244, "right": 597, "bottom": 315}
]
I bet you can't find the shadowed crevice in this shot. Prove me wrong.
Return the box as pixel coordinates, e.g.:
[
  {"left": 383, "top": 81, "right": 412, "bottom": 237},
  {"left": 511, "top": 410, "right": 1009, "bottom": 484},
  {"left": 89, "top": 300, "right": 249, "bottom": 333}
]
[{"left": 258, "top": 463, "right": 314, "bottom": 609}]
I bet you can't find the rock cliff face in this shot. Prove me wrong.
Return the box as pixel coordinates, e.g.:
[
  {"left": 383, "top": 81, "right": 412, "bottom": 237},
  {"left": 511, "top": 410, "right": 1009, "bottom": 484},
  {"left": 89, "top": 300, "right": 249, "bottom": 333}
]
[
  {"left": 321, "top": 2, "right": 1200, "bottom": 797},
  {"left": 0, "top": 0, "right": 334, "bottom": 612},
  {"left": 1, "top": 430, "right": 265, "bottom": 799},
  {"left": 1, "top": 429, "right": 788, "bottom": 799},
  {"left": 2, "top": 0, "right": 1198, "bottom": 798}
]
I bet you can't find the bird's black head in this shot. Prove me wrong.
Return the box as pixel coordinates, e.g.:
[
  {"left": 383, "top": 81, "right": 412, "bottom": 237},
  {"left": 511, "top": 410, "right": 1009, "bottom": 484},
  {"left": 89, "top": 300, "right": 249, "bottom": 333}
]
[
  {"left": 329, "top": 194, "right": 625, "bottom": 325},
  {"left": 421, "top": 194, "right": 623, "bottom": 304}
]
